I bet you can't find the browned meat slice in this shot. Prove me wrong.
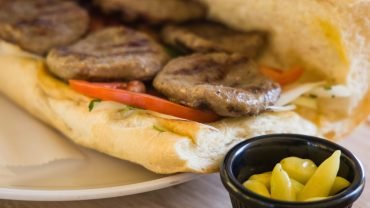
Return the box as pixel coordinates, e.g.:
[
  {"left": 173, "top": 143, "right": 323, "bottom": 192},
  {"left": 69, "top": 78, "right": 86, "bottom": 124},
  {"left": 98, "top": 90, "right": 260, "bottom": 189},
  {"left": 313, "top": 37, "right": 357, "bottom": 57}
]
[
  {"left": 153, "top": 53, "right": 281, "bottom": 117},
  {"left": 46, "top": 27, "right": 170, "bottom": 81},
  {"left": 94, "top": 0, "right": 206, "bottom": 24},
  {"left": 0, "top": 0, "right": 89, "bottom": 54},
  {"left": 161, "top": 22, "right": 267, "bottom": 58}
]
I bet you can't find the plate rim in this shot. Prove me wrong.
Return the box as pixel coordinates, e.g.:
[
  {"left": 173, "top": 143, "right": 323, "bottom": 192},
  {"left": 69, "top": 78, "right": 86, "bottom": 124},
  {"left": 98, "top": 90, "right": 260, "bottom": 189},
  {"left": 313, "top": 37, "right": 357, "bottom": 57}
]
[{"left": 0, "top": 173, "right": 199, "bottom": 201}]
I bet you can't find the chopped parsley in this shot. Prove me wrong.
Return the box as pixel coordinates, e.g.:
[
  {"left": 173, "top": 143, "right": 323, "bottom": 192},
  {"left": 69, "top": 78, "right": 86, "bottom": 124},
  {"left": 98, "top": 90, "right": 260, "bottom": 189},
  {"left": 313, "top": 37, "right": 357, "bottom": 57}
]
[
  {"left": 126, "top": 105, "right": 139, "bottom": 110},
  {"left": 119, "top": 105, "right": 139, "bottom": 113},
  {"left": 324, "top": 85, "right": 332, "bottom": 90},
  {"left": 153, "top": 125, "right": 166, "bottom": 133},
  {"left": 308, "top": 94, "right": 318, "bottom": 99},
  {"left": 88, "top": 99, "right": 101, "bottom": 112}
]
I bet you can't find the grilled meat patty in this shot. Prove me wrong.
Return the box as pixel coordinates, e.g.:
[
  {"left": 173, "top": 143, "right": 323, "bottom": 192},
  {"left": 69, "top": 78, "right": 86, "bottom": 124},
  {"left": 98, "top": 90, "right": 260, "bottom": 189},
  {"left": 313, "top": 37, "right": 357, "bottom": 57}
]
[
  {"left": 161, "top": 22, "right": 267, "bottom": 58},
  {"left": 94, "top": 0, "right": 206, "bottom": 24},
  {"left": 47, "top": 27, "right": 170, "bottom": 81},
  {"left": 0, "top": 0, "right": 89, "bottom": 54},
  {"left": 153, "top": 53, "right": 281, "bottom": 117}
]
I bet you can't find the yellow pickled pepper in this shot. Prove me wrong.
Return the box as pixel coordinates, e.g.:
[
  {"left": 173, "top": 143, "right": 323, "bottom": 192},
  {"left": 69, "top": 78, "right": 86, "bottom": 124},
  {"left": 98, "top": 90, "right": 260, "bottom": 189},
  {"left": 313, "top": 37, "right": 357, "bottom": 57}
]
[
  {"left": 304, "top": 197, "right": 329, "bottom": 202},
  {"left": 270, "top": 163, "right": 296, "bottom": 201},
  {"left": 243, "top": 180, "right": 271, "bottom": 198},
  {"left": 249, "top": 172, "right": 272, "bottom": 189},
  {"left": 297, "top": 150, "right": 341, "bottom": 201},
  {"left": 280, "top": 157, "right": 317, "bottom": 184},
  {"left": 330, "top": 176, "right": 350, "bottom": 195},
  {"left": 290, "top": 178, "right": 305, "bottom": 194}
]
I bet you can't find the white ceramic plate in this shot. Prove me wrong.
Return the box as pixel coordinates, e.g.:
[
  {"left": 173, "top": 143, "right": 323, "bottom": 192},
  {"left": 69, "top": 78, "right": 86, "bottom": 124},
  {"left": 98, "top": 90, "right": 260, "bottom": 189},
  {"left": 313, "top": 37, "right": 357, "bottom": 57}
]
[
  {"left": 0, "top": 95, "right": 198, "bottom": 201},
  {"left": 0, "top": 172, "right": 197, "bottom": 201}
]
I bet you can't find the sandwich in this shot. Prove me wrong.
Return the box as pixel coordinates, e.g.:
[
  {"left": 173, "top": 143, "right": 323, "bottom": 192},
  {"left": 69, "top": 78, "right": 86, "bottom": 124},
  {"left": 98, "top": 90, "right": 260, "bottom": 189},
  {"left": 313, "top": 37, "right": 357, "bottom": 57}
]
[{"left": 0, "top": 0, "right": 368, "bottom": 174}]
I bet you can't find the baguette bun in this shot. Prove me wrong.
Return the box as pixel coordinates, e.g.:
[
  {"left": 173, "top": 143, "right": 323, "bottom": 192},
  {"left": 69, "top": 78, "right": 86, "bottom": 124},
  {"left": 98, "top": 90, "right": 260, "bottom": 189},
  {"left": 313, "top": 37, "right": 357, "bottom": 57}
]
[
  {"left": 200, "top": 0, "right": 370, "bottom": 138},
  {"left": 0, "top": 0, "right": 368, "bottom": 173},
  {"left": 0, "top": 41, "right": 316, "bottom": 173}
]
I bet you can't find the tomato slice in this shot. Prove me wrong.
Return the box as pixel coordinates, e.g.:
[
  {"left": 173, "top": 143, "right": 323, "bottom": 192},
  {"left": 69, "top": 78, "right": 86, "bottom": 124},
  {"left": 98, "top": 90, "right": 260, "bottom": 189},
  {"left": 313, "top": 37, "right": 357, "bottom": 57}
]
[
  {"left": 261, "top": 66, "right": 304, "bottom": 86},
  {"left": 69, "top": 80, "right": 219, "bottom": 123}
]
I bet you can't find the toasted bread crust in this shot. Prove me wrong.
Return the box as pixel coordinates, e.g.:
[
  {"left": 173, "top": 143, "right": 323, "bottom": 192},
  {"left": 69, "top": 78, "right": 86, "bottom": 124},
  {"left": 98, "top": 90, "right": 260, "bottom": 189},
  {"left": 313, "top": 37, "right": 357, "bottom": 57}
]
[
  {"left": 201, "top": 0, "right": 370, "bottom": 139},
  {"left": 0, "top": 42, "right": 318, "bottom": 173}
]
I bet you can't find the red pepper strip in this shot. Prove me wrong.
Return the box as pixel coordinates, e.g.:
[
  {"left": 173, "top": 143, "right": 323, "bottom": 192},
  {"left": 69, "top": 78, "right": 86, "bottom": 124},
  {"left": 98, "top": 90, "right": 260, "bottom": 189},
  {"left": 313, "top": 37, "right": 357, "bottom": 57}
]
[
  {"left": 69, "top": 80, "right": 220, "bottom": 123},
  {"left": 261, "top": 66, "right": 304, "bottom": 86}
]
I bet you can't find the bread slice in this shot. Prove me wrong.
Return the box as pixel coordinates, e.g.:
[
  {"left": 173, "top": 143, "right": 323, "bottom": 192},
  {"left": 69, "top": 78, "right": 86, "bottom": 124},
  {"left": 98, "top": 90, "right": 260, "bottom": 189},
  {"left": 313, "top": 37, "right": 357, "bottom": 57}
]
[
  {"left": 200, "top": 0, "right": 370, "bottom": 138},
  {"left": 0, "top": 41, "right": 316, "bottom": 173}
]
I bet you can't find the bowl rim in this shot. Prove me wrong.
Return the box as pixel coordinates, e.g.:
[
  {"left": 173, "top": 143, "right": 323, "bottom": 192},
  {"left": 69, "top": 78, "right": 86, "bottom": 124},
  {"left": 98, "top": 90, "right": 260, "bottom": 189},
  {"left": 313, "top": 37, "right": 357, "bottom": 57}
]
[{"left": 220, "top": 134, "right": 366, "bottom": 207}]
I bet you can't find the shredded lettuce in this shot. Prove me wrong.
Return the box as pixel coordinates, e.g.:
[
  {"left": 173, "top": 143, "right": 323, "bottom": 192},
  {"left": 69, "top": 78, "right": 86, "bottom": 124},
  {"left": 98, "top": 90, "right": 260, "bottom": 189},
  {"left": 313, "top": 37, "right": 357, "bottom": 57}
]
[
  {"left": 277, "top": 82, "right": 325, "bottom": 106},
  {"left": 276, "top": 81, "right": 350, "bottom": 108},
  {"left": 292, "top": 97, "right": 318, "bottom": 110},
  {"left": 267, "top": 105, "right": 296, "bottom": 112},
  {"left": 308, "top": 85, "right": 351, "bottom": 98}
]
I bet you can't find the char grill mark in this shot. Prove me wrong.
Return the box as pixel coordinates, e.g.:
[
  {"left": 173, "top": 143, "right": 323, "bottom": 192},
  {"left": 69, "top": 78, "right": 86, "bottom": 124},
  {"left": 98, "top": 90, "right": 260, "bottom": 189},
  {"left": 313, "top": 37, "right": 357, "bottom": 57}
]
[
  {"left": 91, "top": 39, "right": 150, "bottom": 51},
  {"left": 0, "top": 0, "right": 89, "bottom": 54},
  {"left": 161, "top": 22, "right": 267, "bottom": 58},
  {"left": 46, "top": 27, "right": 170, "bottom": 81},
  {"left": 153, "top": 53, "right": 281, "bottom": 117},
  {"left": 57, "top": 48, "right": 157, "bottom": 59},
  {"left": 94, "top": 0, "right": 206, "bottom": 24}
]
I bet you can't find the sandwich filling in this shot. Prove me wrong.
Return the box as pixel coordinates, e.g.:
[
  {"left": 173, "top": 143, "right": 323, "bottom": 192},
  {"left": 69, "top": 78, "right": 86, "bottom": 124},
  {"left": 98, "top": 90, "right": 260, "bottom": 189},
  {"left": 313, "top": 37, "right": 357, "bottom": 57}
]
[
  {"left": 0, "top": 0, "right": 360, "bottom": 129},
  {"left": 0, "top": 0, "right": 287, "bottom": 121}
]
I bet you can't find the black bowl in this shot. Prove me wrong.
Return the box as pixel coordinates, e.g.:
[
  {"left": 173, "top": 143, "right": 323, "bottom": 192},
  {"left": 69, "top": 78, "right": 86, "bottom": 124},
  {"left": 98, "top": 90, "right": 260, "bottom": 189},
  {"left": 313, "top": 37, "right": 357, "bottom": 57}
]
[{"left": 220, "top": 134, "right": 365, "bottom": 208}]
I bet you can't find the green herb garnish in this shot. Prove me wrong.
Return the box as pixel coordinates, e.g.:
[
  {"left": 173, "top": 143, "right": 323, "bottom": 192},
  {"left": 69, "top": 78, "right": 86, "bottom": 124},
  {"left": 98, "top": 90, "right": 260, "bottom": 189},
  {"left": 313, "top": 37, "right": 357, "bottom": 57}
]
[
  {"left": 126, "top": 105, "right": 139, "bottom": 110},
  {"left": 324, "top": 85, "right": 332, "bottom": 90},
  {"left": 153, "top": 125, "right": 166, "bottom": 133},
  {"left": 119, "top": 105, "right": 139, "bottom": 113},
  {"left": 88, "top": 99, "right": 101, "bottom": 112},
  {"left": 309, "top": 94, "right": 318, "bottom": 99}
]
